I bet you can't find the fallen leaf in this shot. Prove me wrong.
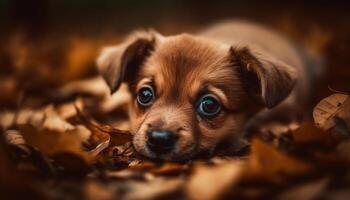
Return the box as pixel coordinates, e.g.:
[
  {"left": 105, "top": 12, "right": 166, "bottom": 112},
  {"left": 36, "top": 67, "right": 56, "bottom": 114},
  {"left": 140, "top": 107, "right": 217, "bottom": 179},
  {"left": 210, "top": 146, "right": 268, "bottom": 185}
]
[
  {"left": 0, "top": 111, "right": 16, "bottom": 129},
  {"left": 187, "top": 160, "right": 244, "bottom": 200},
  {"left": 334, "top": 100, "right": 350, "bottom": 133},
  {"left": 19, "top": 124, "right": 93, "bottom": 164},
  {"left": 313, "top": 94, "right": 349, "bottom": 130},
  {"left": 276, "top": 178, "right": 329, "bottom": 200},
  {"left": 4, "top": 129, "right": 30, "bottom": 153},
  {"left": 16, "top": 109, "right": 35, "bottom": 125},
  {"left": 76, "top": 108, "right": 132, "bottom": 148},
  {"left": 336, "top": 139, "right": 350, "bottom": 162},
  {"left": 248, "top": 139, "right": 312, "bottom": 183},
  {"left": 150, "top": 163, "right": 188, "bottom": 176},
  {"left": 56, "top": 98, "right": 84, "bottom": 119},
  {"left": 84, "top": 181, "right": 115, "bottom": 200},
  {"left": 123, "top": 178, "right": 183, "bottom": 200},
  {"left": 0, "top": 77, "right": 17, "bottom": 107},
  {"left": 292, "top": 122, "right": 337, "bottom": 146},
  {"left": 41, "top": 106, "right": 76, "bottom": 131},
  {"left": 56, "top": 77, "right": 109, "bottom": 100}
]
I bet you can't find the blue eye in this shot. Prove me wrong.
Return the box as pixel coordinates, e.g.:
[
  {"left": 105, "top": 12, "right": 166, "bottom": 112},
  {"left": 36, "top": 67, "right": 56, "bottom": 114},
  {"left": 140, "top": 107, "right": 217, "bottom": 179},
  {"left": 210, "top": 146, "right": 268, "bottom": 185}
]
[
  {"left": 137, "top": 86, "right": 155, "bottom": 107},
  {"left": 196, "top": 94, "right": 221, "bottom": 118}
]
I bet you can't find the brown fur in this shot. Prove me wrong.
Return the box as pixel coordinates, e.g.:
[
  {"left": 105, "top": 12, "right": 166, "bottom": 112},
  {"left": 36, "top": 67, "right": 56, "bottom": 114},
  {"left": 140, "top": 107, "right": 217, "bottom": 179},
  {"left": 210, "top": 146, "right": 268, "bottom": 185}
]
[{"left": 97, "top": 21, "right": 306, "bottom": 161}]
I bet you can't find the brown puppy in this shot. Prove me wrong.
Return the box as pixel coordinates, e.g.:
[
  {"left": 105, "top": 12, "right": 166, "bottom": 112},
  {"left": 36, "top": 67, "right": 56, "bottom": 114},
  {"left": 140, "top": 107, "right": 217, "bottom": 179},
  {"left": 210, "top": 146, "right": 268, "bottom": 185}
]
[{"left": 97, "top": 20, "right": 314, "bottom": 161}]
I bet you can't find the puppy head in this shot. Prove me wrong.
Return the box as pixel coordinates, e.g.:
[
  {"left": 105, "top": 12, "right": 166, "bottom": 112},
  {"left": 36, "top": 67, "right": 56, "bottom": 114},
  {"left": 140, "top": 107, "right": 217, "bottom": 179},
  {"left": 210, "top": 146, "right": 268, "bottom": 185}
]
[{"left": 97, "top": 30, "right": 297, "bottom": 161}]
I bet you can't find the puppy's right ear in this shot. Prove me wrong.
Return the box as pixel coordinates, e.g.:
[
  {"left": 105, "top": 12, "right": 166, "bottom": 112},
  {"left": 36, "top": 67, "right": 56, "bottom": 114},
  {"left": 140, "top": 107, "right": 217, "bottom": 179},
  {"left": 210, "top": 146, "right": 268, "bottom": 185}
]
[{"left": 97, "top": 31, "right": 157, "bottom": 93}]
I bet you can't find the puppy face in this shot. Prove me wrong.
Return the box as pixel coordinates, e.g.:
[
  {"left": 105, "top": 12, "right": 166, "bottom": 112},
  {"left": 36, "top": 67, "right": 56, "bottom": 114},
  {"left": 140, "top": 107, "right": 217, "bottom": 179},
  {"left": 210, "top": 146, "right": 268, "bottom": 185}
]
[{"left": 98, "top": 31, "right": 297, "bottom": 161}]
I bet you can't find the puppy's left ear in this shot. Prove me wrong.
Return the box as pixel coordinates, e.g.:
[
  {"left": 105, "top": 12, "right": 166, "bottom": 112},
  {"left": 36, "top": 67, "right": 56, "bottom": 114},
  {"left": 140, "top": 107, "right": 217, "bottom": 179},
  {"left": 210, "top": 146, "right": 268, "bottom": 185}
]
[
  {"left": 230, "top": 47, "right": 298, "bottom": 109},
  {"left": 97, "top": 31, "right": 157, "bottom": 93}
]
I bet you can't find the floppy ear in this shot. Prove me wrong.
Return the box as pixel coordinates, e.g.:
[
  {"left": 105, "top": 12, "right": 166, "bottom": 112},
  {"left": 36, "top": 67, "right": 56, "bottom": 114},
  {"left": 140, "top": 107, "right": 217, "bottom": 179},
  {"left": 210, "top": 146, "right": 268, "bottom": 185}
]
[
  {"left": 97, "top": 31, "right": 157, "bottom": 93},
  {"left": 230, "top": 47, "right": 298, "bottom": 109}
]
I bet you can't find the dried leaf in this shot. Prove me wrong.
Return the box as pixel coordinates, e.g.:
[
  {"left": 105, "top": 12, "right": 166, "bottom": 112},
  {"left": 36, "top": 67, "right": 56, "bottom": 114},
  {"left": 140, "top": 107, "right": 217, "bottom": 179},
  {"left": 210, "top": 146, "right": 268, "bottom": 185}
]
[
  {"left": 276, "top": 178, "right": 329, "bottom": 200},
  {"left": 0, "top": 111, "right": 16, "bottom": 129},
  {"left": 313, "top": 94, "right": 349, "bottom": 130},
  {"left": 336, "top": 139, "right": 350, "bottom": 162},
  {"left": 56, "top": 98, "right": 84, "bottom": 119},
  {"left": 16, "top": 109, "right": 35, "bottom": 125},
  {"left": 41, "top": 106, "right": 75, "bottom": 131},
  {"left": 56, "top": 77, "right": 109, "bottom": 99},
  {"left": 150, "top": 163, "right": 188, "bottom": 176},
  {"left": 0, "top": 77, "right": 17, "bottom": 107},
  {"left": 334, "top": 100, "right": 350, "bottom": 133},
  {"left": 123, "top": 178, "right": 183, "bottom": 200},
  {"left": 248, "top": 139, "right": 311, "bottom": 183},
  {"left": 4, "top": 129, "right": 30, "bottom": 153},
  {"left": 187, "top": 160, "right": 244, "bottom": 200},
  {"left": 292, "top": 122, "right": 336, "bottom": 146},
  {"left": 4, "top": 129, "right": 25, "bottom": 145},
  {"left": 84, "top": 181, "right": 115, "bottom": 200},
  {"left": 19, "top": 124, "right": 93, "bottom": 164},
  {"left": 76, "top": 108, "right": 132, "bottom": 148}
]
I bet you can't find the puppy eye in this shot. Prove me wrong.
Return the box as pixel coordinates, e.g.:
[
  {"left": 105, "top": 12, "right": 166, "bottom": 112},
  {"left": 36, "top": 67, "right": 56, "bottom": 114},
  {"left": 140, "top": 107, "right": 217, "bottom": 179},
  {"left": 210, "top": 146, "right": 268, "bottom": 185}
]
[
  {"left": 137, "top": 86, "right": 155, "bottom": 107},
  {"left": 196, "top": 94, "right": 221, "bottom": 118}
]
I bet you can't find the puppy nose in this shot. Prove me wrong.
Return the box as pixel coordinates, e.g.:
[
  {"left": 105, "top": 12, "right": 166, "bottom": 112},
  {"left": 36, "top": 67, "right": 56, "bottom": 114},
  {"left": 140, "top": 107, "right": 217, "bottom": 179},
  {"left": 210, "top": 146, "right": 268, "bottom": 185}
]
[{"left": 147, "top": 129, "right": 178, "bottom": 154}]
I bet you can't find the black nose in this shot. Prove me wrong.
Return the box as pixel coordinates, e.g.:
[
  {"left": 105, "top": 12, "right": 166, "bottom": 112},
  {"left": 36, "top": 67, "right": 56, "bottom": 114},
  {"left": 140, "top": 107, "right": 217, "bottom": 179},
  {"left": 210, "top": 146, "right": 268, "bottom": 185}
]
[{"left": 147, "top": 130, "right": 178, "bottom": 154}]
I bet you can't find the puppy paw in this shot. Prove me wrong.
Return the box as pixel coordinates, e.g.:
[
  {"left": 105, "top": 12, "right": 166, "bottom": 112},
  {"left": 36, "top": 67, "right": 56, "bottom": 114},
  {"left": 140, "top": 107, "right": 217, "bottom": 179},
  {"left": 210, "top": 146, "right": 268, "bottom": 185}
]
[{"left": 247, "top": 121, "right": 300, "bottom": 149}]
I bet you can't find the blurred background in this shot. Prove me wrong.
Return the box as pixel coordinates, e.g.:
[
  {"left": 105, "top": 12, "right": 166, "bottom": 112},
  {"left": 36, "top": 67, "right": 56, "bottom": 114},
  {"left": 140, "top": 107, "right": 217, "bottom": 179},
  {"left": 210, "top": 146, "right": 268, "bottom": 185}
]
[{"left": 0, "top": 0, "right": 349, "bottom": 110}]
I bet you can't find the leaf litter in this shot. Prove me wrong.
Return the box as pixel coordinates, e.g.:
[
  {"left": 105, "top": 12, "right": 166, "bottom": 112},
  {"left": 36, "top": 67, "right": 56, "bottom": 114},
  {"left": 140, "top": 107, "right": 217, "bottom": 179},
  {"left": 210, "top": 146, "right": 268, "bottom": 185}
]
[{"left": 1, "top": 44, "right": 350, "bottom": 199}]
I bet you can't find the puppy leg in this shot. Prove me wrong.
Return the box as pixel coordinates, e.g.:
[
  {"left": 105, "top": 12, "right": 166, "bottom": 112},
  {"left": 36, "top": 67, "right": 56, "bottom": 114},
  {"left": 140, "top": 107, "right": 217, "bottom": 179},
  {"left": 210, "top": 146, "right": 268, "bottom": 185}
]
[{"left": 243, "top": 99, "right": 303, "bottom": 145}]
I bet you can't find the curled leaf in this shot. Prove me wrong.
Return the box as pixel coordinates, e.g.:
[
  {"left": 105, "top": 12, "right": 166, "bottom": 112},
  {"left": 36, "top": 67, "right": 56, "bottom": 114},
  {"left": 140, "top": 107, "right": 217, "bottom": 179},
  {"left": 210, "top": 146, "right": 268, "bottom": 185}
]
[
  {"left": 313, "top": 94, "right": 349, "bottom": 130},
  {"left": 76, "top": 107, "right": 132, "bottom": 148}
]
